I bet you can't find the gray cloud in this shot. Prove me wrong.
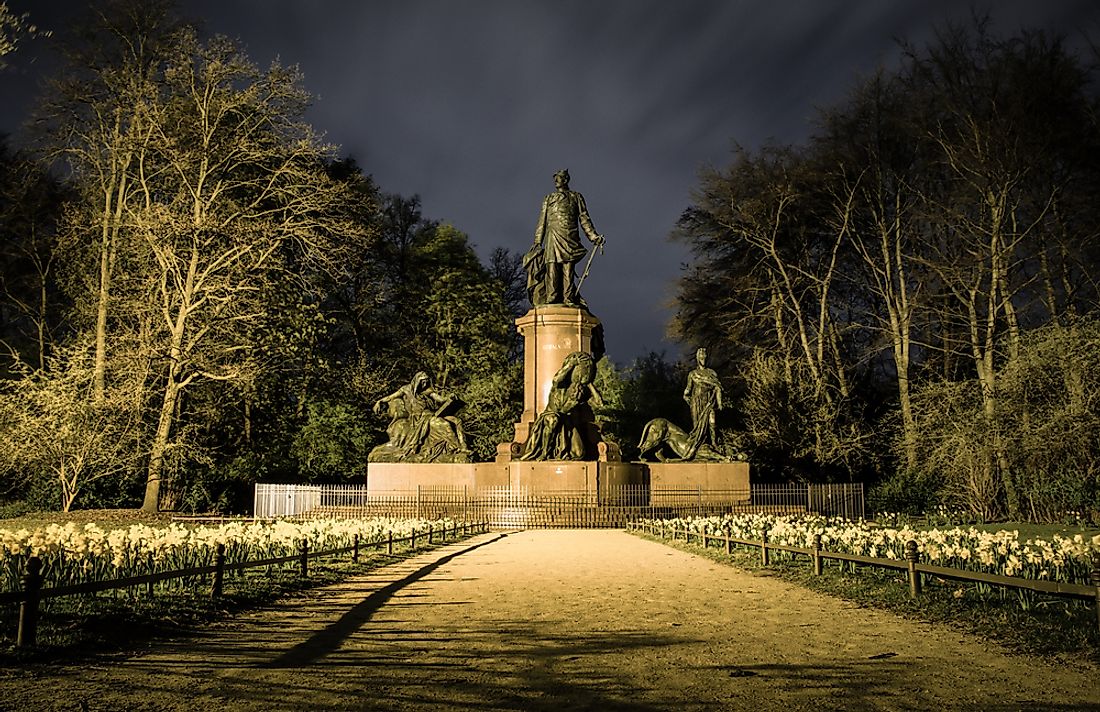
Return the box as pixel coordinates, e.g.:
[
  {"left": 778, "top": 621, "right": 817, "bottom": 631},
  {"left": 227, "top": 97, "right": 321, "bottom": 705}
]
[{"left": 3, "top": 0, "right": 1096, "bottom": 361}]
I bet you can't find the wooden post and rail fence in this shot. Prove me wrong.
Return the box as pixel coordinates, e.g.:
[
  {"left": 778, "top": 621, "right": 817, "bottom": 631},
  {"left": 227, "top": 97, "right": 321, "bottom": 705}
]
[
  {"left": 629, "top": 519, "right": 1100, "bottom": 632},
  {"left": 3, "top": 520, "right": 488, "bottom": 648}
]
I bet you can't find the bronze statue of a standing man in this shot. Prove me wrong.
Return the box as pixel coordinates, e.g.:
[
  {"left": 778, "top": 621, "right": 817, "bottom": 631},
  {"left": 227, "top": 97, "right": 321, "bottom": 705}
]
[{"left": 524, "top": 169, "right": 605, "bottom": 307}]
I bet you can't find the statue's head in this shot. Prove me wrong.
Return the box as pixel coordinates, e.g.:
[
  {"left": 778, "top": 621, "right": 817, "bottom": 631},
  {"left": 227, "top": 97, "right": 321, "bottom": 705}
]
[
  {"left": 553, "top": 169, "right": 570, "bottom": 189},
  {"left": 696, "top": 347, "right": 707, "bottom": 365},
  {"left": 412, "top": 371, "right": 431, "bottom": 391}
]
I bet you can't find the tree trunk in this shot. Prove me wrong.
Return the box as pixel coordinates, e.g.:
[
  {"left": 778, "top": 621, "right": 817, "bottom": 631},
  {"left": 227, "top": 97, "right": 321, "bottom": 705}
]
[
  {"left": 94, "top": 191, "right": 112, "bottom": 402},
  {"left": 142, "top": 371, "right": 180, "bottom": 512}
]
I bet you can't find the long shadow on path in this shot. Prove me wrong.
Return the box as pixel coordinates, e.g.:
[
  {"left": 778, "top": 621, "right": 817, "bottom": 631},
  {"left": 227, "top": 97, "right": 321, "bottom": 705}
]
[{"left": 260, "top": 532, "right": 511, "bottom": 668}]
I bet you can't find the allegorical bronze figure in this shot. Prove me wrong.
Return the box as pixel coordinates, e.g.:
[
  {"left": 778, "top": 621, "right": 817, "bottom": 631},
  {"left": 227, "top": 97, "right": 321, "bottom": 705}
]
[
  {"left": 524, "top": 169, "right": 605, "bottom": 307},
  {"left": 683, "top": 347, "right": 723, "bottom": 448},
  {"left": 637, "top": 347, "right": 731, "bottom": 462},
  {"left": 368, "top": 371, "right": 470, "bottom": 463},
  {"left": 637, "top": 417, "right": 728, "bottom": 462},
  {"left": 520, "top": 351, "right": 604, "bottom": 460}
]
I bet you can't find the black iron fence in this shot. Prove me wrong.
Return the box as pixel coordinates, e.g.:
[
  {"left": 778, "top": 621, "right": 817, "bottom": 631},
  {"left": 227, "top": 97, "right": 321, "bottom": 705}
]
[{"left": 255, "top": 483, "right": 865, "bottom": 527}]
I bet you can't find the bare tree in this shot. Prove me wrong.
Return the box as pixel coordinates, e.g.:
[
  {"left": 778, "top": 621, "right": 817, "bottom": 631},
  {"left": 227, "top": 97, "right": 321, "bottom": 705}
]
[
  {"left": 128, "top": 32, "right": 363, "bottom": 510},
  {"left": 0, "top": 344, "right": 137, "bottom": 511},
  {"left": 40, "top": 0, "right": 182, "bottom": 402}
]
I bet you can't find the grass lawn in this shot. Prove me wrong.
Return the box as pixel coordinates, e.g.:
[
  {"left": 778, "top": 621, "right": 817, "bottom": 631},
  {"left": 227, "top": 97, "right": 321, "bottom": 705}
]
[
  {"left": 0, "top": 508, "right": 181, "bottom": 529},
  {"left": 872, "top": 516, "right": 1100, "bottom": 541},
  {"left": 958, "top": 521, "right": 1100, "bottom": 540}
]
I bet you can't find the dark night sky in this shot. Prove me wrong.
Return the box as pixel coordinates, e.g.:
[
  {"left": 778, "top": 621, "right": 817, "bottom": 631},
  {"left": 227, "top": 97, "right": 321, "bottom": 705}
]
[{"left": 2, "top": 1, "right": 1097, "bottom": 363}]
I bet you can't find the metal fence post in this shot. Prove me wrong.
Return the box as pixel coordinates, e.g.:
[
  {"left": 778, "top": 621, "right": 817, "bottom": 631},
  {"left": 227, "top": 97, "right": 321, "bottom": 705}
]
[
  {"left": 211, "top": 543, "right": 226, "bottom": 598},
  {"left": 16, "top": 556, "right": 43, "bottom": 648},
  {"left": 299, "top": 541, "right": 309, "bottom": 578},
  {"left": 812, "top": 534, "right": 822, "bottom": 576},
  {"left": 906, "top": 540, "right": 922, "bottom": 597}
]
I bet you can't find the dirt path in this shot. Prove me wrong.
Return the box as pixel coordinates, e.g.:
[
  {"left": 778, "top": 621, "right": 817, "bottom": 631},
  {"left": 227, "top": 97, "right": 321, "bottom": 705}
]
[{"left": 2, "top": 530, "right": 1098, "bottom": 711}]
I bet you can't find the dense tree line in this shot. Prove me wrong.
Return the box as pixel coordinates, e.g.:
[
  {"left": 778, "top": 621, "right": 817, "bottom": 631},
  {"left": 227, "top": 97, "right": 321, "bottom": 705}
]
[
  {"left": 0, "top": 1, "right": 522, "bottom": 512},
  {"left": 4, "top": 6, "right": 1098, "bottom": 524},
  {"left": 673, "top": 19, "right": 1100, "bottom": 520}
]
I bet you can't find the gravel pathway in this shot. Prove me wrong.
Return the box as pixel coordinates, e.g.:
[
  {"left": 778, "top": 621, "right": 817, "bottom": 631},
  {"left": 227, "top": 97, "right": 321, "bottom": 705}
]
[{"left": 1, "top": 529, "right": 1097, "bottom": 711}]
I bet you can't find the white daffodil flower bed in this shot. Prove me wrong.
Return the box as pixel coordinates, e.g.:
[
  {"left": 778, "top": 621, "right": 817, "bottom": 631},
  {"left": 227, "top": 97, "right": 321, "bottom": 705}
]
[
  {"left": 0, "top": 517, "right": 456, "bottom": 594},
  {"left": 641, "top": 513, "right": 1100, "bottom": 586}
]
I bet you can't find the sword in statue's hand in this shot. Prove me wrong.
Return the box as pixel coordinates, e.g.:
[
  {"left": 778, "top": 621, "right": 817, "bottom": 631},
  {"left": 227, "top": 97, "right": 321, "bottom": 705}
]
[{"left": 576, "top": 234, "right": 604, "bottom": 292}]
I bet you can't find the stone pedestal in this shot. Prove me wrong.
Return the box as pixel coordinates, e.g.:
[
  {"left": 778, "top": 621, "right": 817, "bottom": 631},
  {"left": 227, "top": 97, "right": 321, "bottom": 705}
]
[
  {"left": 646, "top": 461, "right": 751, "bottom": 504},
  {"left": 507, "top": 460, "right": 646, "bottom": 503},
  {"left": 498, "top": 305, "right": 603, "bottom": 461},
  {"left": 366, "top": 462, "right": 509, "bottom": 493}
]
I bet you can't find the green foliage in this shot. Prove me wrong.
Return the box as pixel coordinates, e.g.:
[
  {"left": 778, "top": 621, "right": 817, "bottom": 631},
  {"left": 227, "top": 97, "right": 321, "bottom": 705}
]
[
  {"left": 593, "top": 353, "right": 692, "bottom": 461},
  {"left": 868, "top": 469, "right": 941, "bottom": 516},
  {"left": 905, "top": 320, "right": 1100, "bottom": 521},
  {"left": 336, "top": 206, "right": 520, "bottom": 461},
  {"left": 742, "top": 350, "right": 867, "bottom": 482},
  {"left": 415, "top": 225, "right": 513, "bottom": 389},
  {"left": 290, "top": 399, "right": 372, "bottom": 483},
  {"left": 906, "top": 377, "right": 1002, "bottom": 519},
  {"left": 458, "top": 362, "right": 523, "bottom": 461},
  {"left": 172, "top": 452, "right": 266, "bottom": 514},
  {"left": 993, "top": 320, "right": 1100, "bottom": 521}
]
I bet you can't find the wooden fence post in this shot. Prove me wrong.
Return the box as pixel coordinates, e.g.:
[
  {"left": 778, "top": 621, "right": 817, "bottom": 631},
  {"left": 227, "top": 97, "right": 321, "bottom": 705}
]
[
  {"left": 701, "top": 529, "right": 709, "bottom": 549},
  {"left": 387, "top": 530, "right": 393, "bottom": 555},
  {"left": 16, "top": 556, "right": 43, "bottom": 648},
  {"left": 411, "top": 528, "right": 417, "bottom": 550},
  {"left": 299, "top": 541, "right": 309, "bottom": 578},
  {"left": 352, "top": 534, "right": 360, "bottom": 564},
  {"left": 428, "top": 525, "right": 434, "bottom": 545},
  {"left": 1091, "top": 564, "right": 1100, "bottom": 634},
  {"left": 761, "top": 531, "right": 770, "bottom": 566},
  {"left": 812, "top": 534, "right": 822, "bottom": 576},
  {"left": 724, "top": 527, "right": 732, "bottom": 557},
  {"left": 147, "top": 553, "right": 155, "bottom": 597},
  {"left": 906, "top": 540, "right": 921, "bottom": 597},
  {"left": 211, "top": 543, "right": 226, "bottom": 598}
]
